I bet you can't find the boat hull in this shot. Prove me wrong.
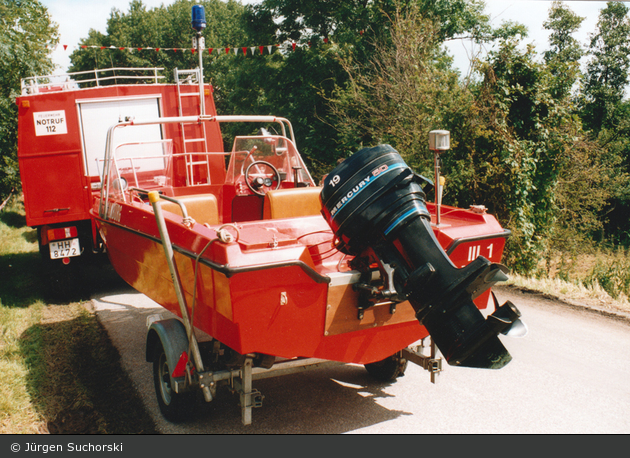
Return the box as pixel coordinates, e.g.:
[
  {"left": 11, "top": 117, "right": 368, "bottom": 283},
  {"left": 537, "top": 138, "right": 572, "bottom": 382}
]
[{"left": 93, "top": 197, "right": 506, "bottom": 365}]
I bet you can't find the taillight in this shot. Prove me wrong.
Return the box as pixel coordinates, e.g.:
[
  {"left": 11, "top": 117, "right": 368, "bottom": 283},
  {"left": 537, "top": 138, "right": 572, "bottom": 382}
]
[{"left": 47, "top": 226, "right": 78, "bottom": 242}]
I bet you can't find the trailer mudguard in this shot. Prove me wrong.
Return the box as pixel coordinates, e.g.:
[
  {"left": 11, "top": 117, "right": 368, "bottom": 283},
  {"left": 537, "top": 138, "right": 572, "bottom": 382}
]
[{"left": 146, "top": 318, "right": 189, "bottom": 389}]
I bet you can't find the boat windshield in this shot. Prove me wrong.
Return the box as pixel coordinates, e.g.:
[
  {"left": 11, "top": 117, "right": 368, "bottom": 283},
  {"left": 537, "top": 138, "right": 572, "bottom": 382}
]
[
  {"left": 105, "top": 140, "right": 173, "bottom": 200},
  {"left": 101, "top": 126, "right": 316, "bottom": 208},
  {"left": 226, "top": 135, "right": 315, "bottom": 188}
]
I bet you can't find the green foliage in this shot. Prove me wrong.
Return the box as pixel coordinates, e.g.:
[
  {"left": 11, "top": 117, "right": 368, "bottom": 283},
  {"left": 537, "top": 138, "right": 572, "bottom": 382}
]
[
  {"left": 580, "top": 1, "right": 630, "bottom": 134},
  {"left": 0, "top": 0, "right": 58, "bottom": 201},
  {"left": 575, "top": 2, "right": 630, "bottom": 243},
  {"left": 326, "top": 2, "right": 471, "bottom": 176},
  {"left": 455, "top": 43, "right": 558, "bottom": 272},
  {"left": 246, "top": 0, "right": 397, "bottom": 175},
  {"left": 65, "top": 0, "right": 493, "bottom": 178},
  {"left": 68, "top": 0, "right": 249, "bottom": 84},
  {"left": 543, "top": 1, "right": 585, "bottom": 101},
  {"left": 460, "top": 36, "right": 618, "bottom": 273},
  {"left": 325, "top": 3, "right": 603, "bottom": 275},
  {"left": 585, "top": 248, "right": 630, "bottom": 300}
]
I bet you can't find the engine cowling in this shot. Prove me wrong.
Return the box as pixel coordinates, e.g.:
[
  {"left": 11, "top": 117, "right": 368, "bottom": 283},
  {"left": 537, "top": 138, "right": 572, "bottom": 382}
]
[{"left": 320, "top": 144, "right": 522, "bottom": 369}]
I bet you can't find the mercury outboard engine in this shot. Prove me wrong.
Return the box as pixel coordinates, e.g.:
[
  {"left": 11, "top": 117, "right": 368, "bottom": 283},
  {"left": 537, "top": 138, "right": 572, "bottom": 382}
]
[{"left": 320, "top": 145, "right": 523, "bottom": 369}]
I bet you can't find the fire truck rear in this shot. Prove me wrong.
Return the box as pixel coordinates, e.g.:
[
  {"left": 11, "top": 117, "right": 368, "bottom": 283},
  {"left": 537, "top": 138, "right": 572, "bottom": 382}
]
[{"left": 16, "top": 68, "right": 216, "bottom": 267}]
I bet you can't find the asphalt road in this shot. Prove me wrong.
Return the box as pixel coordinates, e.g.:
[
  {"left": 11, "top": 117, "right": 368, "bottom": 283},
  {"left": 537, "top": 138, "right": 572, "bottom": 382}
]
[{"left": 91, "top": 285, "right": 630, "bottom": 434}]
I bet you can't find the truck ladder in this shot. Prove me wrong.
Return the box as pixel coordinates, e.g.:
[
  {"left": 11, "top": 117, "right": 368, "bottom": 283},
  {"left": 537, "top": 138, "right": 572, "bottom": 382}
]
[{"left": 174, "top": 68, "right": 211, "bottom": 186}]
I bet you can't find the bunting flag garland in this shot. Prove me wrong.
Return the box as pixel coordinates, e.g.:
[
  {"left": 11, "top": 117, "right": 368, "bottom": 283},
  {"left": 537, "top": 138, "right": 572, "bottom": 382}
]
[
  {"left": 46, "top": 34, "right": 358, "bottom": 57},
  {"left": 62, "top": 42, "right": 306, "bottom": 57}
]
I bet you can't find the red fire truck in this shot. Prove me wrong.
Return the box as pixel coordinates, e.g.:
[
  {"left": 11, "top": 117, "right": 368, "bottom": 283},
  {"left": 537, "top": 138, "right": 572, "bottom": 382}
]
[{"left": 16, "top": 67, "right": 217, "bottom": 266}]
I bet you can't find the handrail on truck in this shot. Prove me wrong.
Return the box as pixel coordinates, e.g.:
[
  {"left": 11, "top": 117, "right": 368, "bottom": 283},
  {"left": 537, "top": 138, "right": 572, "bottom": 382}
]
[{"left": 21, "top": 67, "right": 165, "bottom": 95}]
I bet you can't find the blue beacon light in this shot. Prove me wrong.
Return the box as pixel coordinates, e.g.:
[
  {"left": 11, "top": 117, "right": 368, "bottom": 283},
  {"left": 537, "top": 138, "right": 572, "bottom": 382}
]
[{"left": 192, "top": 5, "right": 206, "bottom": 32}]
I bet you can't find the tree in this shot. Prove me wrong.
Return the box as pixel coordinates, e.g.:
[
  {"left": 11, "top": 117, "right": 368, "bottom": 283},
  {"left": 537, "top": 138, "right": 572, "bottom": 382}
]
[
  {"left": 454, "top": 35, "right": 615, "bottom": 273},
  {"left": 327, "top": 2, "right": 471, "bottom": 176},
  {"left": 68, "top": 0, "right": 249, "bottom": 85},
  {"left": 576, "top": 2, "right": 630, "bottom": 245},
  {"left": 543, "top": 1, "right": 585, "bottom": 101},
  {"left": 0, "top": 0, "right": 58, "bottom": 200},
  {"left": 67, "top": 0, "right": 494, "bottom": 177},
  {"left": 323, "top": 2, "right": 575, "bottom": 273},
  {"left": 580, "top": 1, "right": 630, "bottom": 134},
  {"left": 245, "top": 0, "right": 399, "bottom": 175},
  {"left": 246, "top": 0, "right": 494, "bottom": 175},
  {"left": 68, "top": 0, "right": 255, "bottom": 149}
]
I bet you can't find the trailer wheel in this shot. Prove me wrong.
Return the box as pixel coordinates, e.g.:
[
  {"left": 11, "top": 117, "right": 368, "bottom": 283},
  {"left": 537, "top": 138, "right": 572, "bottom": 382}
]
[
  {"left": 152, "top": 340, "right": 195, "bottom": 422},
  {"left": 364, "top": 352, "right": 408, "bottom": 381}
]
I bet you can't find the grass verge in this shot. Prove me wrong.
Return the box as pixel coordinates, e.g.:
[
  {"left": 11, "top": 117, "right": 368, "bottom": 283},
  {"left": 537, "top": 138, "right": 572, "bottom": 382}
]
[
  {"left": 505, "top": 273, "right": 629, "bottom": 314},
  {"left": 521, "top": 248, "right": 630, "bottom": 314},
  {"left": 0, "top": 197, "right": 157, "bottom": 434}
]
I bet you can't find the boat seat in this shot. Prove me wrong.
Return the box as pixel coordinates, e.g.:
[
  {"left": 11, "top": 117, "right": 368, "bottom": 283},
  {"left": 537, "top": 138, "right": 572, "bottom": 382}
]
[
  {"left": 159, "top": 194, "right": 220, "bottom": 226},
  {"left": 263, "top": 187, "right": 323, "bottom": 219}
]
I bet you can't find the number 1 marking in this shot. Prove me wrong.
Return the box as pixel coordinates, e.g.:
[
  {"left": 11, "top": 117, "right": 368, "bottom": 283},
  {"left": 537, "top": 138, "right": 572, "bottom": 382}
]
[{"left": 468, "top": 243, "right": 494, "bottom": 261}]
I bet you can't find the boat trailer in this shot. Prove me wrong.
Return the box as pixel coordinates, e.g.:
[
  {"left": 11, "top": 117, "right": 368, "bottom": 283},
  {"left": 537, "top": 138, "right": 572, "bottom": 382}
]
[{"left": 145, "top": 190, "right": 442, "bottom": 425}]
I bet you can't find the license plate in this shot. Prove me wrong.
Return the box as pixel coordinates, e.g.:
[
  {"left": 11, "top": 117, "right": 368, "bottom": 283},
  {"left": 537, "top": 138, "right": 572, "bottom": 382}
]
[{"left": 49, "top": 238, "right": 81, "bottom": 259}]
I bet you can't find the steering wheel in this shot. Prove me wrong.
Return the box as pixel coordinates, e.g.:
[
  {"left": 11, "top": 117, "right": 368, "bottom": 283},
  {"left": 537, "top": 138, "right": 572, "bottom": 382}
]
[{"left": 245, "top": 161, "right": 281, "bottom": 196}]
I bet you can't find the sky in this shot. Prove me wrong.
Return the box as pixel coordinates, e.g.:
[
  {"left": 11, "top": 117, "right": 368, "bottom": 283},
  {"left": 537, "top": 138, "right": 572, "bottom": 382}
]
[{"left": 39, "top": 0, "right": 619, "bottom": 75}]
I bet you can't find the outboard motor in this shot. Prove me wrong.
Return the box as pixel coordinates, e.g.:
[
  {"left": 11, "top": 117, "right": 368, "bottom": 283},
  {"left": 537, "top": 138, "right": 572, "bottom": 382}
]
[{"left": 320, "top": 144, "right": 523, "bottom": 369}]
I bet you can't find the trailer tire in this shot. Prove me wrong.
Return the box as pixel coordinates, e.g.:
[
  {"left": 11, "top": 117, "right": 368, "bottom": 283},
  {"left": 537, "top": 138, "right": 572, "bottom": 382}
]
[
  {"left": 152, "top": 340, "right": 195, "bottom": 422},
  {"left": 364, "top": 352, "right": 408, "bottom": 381}
]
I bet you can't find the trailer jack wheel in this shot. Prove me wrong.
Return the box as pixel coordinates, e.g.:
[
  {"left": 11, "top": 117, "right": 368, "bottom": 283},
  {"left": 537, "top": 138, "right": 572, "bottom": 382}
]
[
  {"left": 364, "top": 351, "right": 408, "bottom": 381},
  {"left": 153, "top": 340, "right": 196, "bottom": 422}
]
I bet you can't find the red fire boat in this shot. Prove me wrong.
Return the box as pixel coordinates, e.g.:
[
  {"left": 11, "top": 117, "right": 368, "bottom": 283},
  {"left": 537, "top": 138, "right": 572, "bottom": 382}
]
[{"left": 90, "top": 102, "right": 525, "bottom": 425}]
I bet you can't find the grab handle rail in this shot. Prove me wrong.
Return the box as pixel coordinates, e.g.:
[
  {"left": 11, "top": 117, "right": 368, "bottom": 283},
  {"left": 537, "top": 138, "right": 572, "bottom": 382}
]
[
  {"left": 147, "top": 190, "right": 213, "bottom": 403},
  {"left": 134, "top": 189, "right": 190, "bottom": 218}
]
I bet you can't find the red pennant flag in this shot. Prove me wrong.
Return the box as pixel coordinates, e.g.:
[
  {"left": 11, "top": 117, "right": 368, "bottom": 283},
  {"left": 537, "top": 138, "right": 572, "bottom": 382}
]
[
  {"left": 155, "top": 48, "right": 160, "bottom": 52},
  {"left": 324, "top": 37, "right": 329, "bottom": 44},
  {"left": 63, "top": 44, "right": 68, "bottom": 51},
  {"left": 101, "top": 46, "right": 106, "bottom": 50},
  {"left": 137, "top": 48, "right": 142, "bottom": 51},
  {"left": 192, "top": 48, "right": 196, "bottom": 54},
  {"left": 225, "top": 47, "right": 230, "bottom": 54},
  {"left": 259, "top": 45, "right": 264, "bottom": 55},
  {"left": 292, "top": 42, "right": 296, "bottom": 51},
  {"left": 119, "top": 47, "right": 125, "bottom": 50},
  {"left": 81, "top": 45, "right": 87, "bottom": 49},
  {"left": 359, "top": 30, "right": 364, "bottom": 36},
  {"left": 242, "top": 47, "right": 248, "bottom": 55},
  {"left": 208, "top": 48, "right": 213, "bottom": 55}
]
